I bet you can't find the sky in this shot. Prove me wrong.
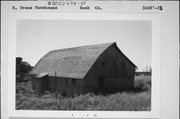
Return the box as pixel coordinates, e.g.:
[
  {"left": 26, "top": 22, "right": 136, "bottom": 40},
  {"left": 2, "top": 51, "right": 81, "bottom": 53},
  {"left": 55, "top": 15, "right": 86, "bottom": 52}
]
[{"left": 16, "top": 20, "right": 151, "bottom": 71}]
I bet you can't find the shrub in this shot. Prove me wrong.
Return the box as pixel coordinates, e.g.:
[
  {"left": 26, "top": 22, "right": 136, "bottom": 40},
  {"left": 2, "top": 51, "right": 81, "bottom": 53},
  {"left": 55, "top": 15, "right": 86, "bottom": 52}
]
[
  {"left": 134, "top": 78, "right": 149, "bottom": 91},
  {"left": 16, "top": 81, "right": 151, "bottom": 111},
  {"left": 16, "top": 91, "right": 151, "bottom": 111}
]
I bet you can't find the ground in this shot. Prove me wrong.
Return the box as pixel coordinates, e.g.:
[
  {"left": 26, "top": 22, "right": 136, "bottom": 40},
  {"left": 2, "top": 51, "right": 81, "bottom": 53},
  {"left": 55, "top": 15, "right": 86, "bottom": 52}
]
[{"left": 16, "top": 75, "right": 151, "bottom": 111}]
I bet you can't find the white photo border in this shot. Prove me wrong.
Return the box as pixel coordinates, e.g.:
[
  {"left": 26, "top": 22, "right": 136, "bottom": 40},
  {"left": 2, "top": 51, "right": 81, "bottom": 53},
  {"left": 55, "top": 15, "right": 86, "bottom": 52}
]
[{"left": 8, "top": 13, "right": 161, "bottom": 118}]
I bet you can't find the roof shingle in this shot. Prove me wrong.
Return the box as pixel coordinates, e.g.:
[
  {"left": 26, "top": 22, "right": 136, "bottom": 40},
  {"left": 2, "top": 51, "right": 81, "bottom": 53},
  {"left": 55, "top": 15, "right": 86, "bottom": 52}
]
[{"left": 29, "top": 42, "right": 115, "bottom": 79}]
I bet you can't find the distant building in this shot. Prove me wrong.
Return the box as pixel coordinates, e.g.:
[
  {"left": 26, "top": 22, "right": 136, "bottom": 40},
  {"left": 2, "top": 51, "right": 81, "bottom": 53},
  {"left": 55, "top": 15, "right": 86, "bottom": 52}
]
[
  {"left": 135, "top": 71, "right": 151, "bottom": 76},
  {"left": 29, "top": 42, "right": 137, "bottom": 96}
]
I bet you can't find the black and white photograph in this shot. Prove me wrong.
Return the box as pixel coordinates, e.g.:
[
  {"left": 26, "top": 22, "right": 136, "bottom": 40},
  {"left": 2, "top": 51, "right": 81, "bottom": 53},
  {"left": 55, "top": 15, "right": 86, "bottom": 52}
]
[
  {"left": 16, "top": 20, "right": 152, "bottom": 111},
  {"left": 1, "top": 1, "right": 179, "bottom": 119}
]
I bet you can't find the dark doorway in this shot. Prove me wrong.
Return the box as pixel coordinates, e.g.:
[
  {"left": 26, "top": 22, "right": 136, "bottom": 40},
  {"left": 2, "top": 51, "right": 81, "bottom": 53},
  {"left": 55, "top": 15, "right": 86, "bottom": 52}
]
[
  {"left": 98, "top": 77, "right": 105, "bottom": 93},
  {"left": 62, "top": 91, "right": 66, "bottom": 96},
  {"left": 41, "top": 76, "right": 49, "bottom": 91}
]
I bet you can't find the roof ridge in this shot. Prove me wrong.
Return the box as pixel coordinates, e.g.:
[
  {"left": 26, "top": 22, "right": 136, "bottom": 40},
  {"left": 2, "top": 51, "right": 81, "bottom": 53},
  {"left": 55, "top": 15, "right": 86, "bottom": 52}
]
[
  {"left": 50, "top": 42, "right": 116, "bottom": 53},
  {"left": 29, "top": 42, "right": 116, "bottom": 79}
]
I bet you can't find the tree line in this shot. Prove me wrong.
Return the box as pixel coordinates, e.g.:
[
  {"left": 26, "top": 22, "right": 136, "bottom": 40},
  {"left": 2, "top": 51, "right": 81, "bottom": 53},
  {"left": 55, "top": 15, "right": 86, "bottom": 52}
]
[{"left": 16, "top": 57, "right": 33, "bottom": 83}]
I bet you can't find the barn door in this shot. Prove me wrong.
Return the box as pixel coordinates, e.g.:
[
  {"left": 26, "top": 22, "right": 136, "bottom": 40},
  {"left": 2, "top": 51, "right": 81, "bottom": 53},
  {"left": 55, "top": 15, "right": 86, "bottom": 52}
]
[
  {"left": 42, "top": 76, "right": 49, "bottom": 90},
  {"left": 38, "top": 76, "right": 49, "bottom": 94},
  {"left": 98, "top": 77, "right": 105, "bottom": 93}
]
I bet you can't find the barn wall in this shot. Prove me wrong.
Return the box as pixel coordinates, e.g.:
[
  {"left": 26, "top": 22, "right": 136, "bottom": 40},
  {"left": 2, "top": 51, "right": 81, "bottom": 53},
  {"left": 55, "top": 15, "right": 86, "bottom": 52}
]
[
  {"left": 30, "top": 75, "right": 36, "bottom": 90},
  {"left": 84, "top": 45, "right": 136, "bottom": 93},
  {"left": 30, "top": 44, "right": 136, "bottom": 95},
  {"left": 108, "top": 46, "right": 135, "bottom": 88},
  {"left": 41, "top": 75, "right": 49, "bottom": 90},
  {"left": 48, "top": 76, "right": 84, "bottom": 96},
  {"left": 31, "top": 75, "right": 84, "bottom": 96},
  {"left": 35, "top": 79, "right": 42, "bottom": 93},
  {"left": 31, "top": 75, "right": 49, "bottom": 93}
]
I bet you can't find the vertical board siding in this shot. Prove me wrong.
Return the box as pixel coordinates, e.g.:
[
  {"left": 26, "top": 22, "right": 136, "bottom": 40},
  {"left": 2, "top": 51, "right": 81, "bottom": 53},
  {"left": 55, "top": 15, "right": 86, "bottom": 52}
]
[
  {"left": 31, "top": 44, "right": 136, "bottom": 95},
  {"left": 31, "top": 75, "right": 36, "bottom": 90},
  {"left": 84, "top": 45, "right": 136, "bottom": 93},
  {"left": 46, "top": 76, "right": 84, "bottom": 96}
]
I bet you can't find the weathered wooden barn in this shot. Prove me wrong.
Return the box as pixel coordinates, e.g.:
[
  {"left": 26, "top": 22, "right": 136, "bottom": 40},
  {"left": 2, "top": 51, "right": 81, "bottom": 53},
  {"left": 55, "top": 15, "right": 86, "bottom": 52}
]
[{"left": 29, "top": 42, "right": 137, "bottom": 96}]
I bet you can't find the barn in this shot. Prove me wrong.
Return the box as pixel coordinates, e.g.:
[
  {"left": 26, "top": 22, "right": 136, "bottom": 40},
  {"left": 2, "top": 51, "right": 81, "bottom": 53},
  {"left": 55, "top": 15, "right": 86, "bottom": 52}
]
[{"left": 29, "top": 42, "right": 137, "bottom": 96}]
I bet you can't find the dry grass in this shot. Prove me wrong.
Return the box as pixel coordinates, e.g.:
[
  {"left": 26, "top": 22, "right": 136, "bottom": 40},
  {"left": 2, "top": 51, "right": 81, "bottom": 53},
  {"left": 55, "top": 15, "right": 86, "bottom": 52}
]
[
  {"left": 134, "top": 75, "right": 151, "bottom": 91},
  {"left": 16, "top": 91, "right": 151, "bottom": 111},
  {"left": 16, "top": 76, "right": 151, "bottom": 111}
]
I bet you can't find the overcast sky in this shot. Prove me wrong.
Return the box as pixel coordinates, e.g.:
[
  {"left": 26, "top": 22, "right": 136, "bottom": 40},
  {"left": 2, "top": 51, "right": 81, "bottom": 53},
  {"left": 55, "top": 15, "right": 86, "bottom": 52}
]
[{"left": 17, "top": 20, "right": 151, "bottom": 71}]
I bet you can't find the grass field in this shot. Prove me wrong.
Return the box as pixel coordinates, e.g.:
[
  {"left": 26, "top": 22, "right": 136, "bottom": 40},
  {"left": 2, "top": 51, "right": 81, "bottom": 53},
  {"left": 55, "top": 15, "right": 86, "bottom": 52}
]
[{"left": 16, "top": 75, "right": 151, "bottom": 111}]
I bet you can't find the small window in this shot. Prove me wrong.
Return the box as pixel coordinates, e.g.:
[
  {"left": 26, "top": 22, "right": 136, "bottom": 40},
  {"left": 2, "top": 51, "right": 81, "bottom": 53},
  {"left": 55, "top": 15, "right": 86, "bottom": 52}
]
[{"left": 101, "top": 61, "right": 106, "bottom": 66}]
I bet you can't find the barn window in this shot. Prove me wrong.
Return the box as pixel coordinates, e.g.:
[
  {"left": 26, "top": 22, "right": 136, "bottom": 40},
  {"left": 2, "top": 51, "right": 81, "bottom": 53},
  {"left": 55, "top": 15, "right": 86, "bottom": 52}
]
[
  {"left": 72, "top": 79, "right": 76, "bottom": 85},
  {"left": 101, "top": 61, "right": 106, "bottom": 66}
]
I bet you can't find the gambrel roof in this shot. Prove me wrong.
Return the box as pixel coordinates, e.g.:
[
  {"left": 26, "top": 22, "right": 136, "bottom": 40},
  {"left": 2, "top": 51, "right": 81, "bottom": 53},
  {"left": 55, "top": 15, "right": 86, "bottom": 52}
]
[{"left": 29, "top": 42, "right": 136, "bottom": 79}]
